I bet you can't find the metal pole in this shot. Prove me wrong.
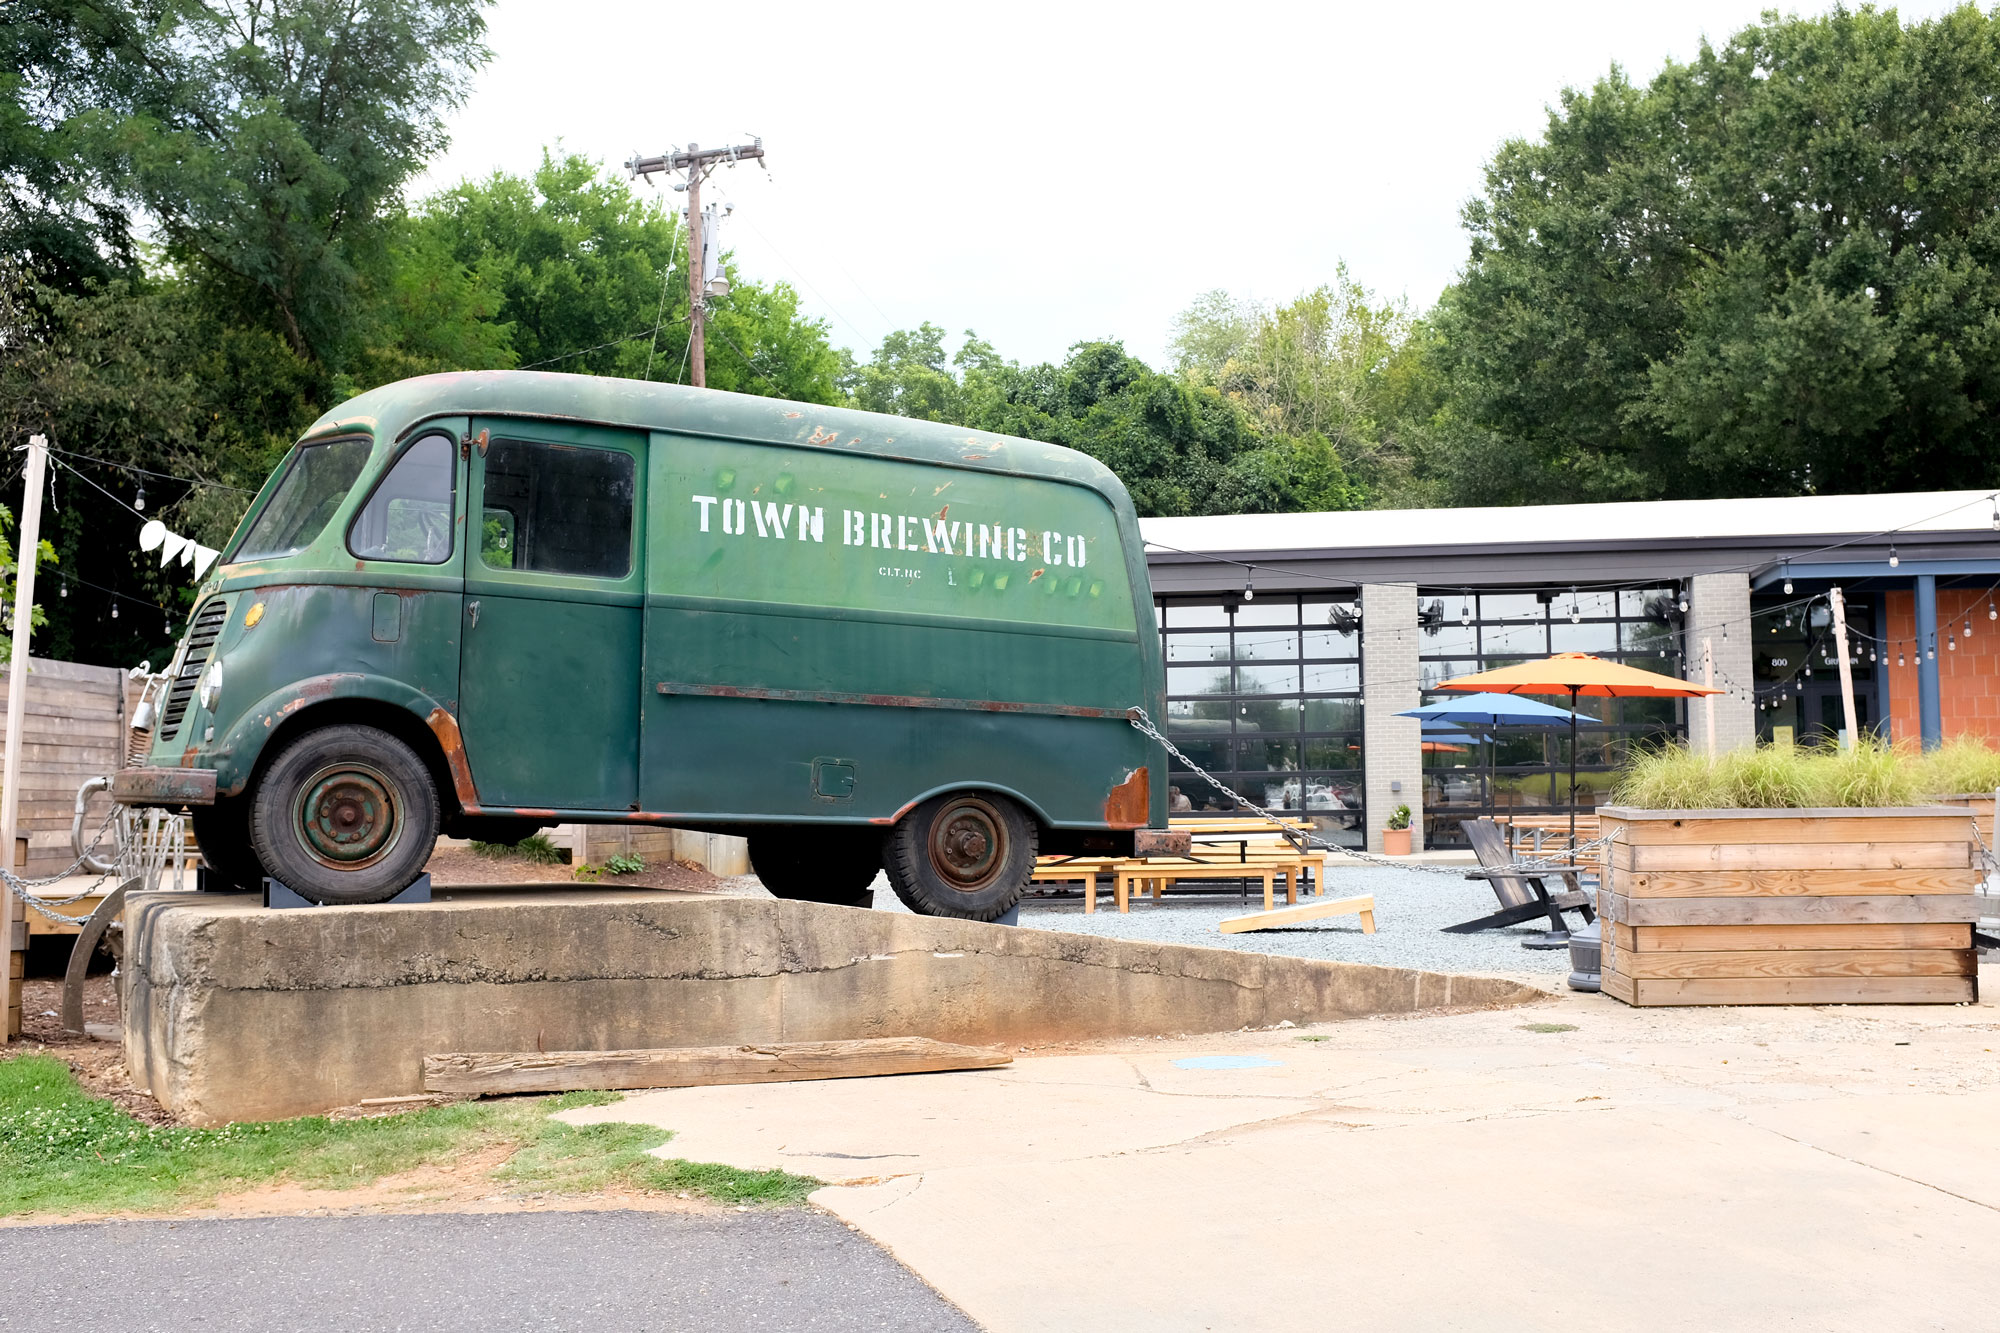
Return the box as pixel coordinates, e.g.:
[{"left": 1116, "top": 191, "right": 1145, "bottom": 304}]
[
  {"left": 684, "top": 149, "right": 706, "bottom": 388},
  {"left": 4, "top": 434, "right": 48, "bottom": 1040},
  {"left": 1829, "top": 587, "right": 1860, "bottom": 748},
  {"left": 1702, "top": 637, "right": 1716, "bottom": 755}
]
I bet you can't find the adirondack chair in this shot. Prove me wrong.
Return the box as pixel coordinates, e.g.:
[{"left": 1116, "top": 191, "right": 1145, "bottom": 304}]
[{"left": 1443, "top": 818, "right": 1595, "bottom": 940}]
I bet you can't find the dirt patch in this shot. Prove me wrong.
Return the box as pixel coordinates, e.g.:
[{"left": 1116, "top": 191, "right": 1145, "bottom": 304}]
[
  {"left": 426, "top": 846, "right": 723, "bottom": 894},
  {"left": 14, "top": 976, "right": 173, "bottom": 1124}
]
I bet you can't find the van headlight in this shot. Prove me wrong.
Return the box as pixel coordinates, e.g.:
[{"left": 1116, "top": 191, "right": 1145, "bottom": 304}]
[{"left": 197, "top": 658, "right": 223, "bottom": 712}]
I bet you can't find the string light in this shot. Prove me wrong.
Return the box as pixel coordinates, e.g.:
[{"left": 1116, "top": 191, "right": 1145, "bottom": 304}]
[
  {"left": 1889, "top": 544, "right": 1900, "bottom": 568},
  {"left": 1242, "top": 572, "right": 1255, "bottom": 602},
  {"left": 134, "top": 484, "right": 145, "bottom": 512},
  {"left": 110, "top": 604, "right": 118, "bottom": 620},
  {"left": 1459, "top": 592, "right": 1471, "bottom": 627},
  {"left": 1782, "top": 562, "right": 1793, "bottom": 595},
  {"left": 1568, "top": 587, "right": 1580, "bottom": 623}
]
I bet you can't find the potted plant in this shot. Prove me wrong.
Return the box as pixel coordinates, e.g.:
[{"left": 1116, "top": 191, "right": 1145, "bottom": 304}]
[{"left": 1381, "top": 804, "right": 1413, "bottom": 855}]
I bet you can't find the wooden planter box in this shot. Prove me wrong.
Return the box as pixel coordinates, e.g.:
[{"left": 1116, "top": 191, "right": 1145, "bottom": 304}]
[{"left": 1598, "top": 806, "right": 1983, "bottom": 1006}]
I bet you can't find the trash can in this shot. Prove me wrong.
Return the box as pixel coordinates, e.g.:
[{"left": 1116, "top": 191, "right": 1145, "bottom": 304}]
[{"left": 1567, "top": 920, "right": 1601, "bottom": 993}]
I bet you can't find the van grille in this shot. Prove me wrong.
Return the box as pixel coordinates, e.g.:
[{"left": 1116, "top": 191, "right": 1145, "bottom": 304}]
[{"left": 160, "top": 599, "right": 230, "bottom": 740}]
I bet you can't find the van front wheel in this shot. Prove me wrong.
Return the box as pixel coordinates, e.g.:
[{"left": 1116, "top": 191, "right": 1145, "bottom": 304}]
[
  {"left": 884, "top": 791, "right": 1035, "bottom": 921},
  {"left": 249, "top": 724, "right": 439, "bottom": 905}
]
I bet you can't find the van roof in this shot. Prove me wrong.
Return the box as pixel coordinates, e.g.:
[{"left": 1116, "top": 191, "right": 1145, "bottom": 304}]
[{"left": 307, "top": 370, "right": 1133, "bottom": 505}]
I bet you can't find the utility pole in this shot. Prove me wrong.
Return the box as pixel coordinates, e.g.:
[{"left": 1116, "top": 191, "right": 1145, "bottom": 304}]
[
  {"left": 3, "top": 434, "right": 47, "bottom": 1040},
  {"left": 1829, "top": 586, "right": 1861, "bottom": 748},
  {"left": 626, "top": 139, "right": 765, "bottom": 389}
]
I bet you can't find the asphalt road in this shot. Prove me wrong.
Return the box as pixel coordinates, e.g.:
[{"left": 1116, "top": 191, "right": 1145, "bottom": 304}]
[{"left": 0, "top": 1209, "right": 978, "bottom": 1332}]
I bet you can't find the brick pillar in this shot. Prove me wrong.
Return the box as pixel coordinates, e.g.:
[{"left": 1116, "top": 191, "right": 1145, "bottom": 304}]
[
  {"left": 1686, "top": 573, "right": 1755, "bottom": 754},
  {"left": 1361, "top": 583, "right": 1421, "bottom": 852}
]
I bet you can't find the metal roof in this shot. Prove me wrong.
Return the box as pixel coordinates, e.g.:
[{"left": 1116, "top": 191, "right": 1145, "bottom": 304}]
[
  {"left": 1141, "top": 490, "right": 2000, "bottom": 592},
  {"left": 1142, "top": 490, "right": 1997, "bottom": 555}
]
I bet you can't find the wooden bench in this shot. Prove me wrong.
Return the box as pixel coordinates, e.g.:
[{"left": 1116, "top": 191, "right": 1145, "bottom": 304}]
[
  {"left": 1498, "top": 814, "right": 1603, "bottom": 869},
  {"left": 1117, "top": 838, "right": 1328, "bottom": 914}
]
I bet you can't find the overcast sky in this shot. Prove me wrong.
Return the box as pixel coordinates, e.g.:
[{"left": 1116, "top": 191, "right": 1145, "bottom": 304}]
[{"left": 416, "top": 0, "right": 1962, "bottom": 369}]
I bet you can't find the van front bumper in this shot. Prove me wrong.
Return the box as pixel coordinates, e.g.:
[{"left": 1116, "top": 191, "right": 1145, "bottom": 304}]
[{"left": 111, "top": 767, "right": 218, "bottom": 809}]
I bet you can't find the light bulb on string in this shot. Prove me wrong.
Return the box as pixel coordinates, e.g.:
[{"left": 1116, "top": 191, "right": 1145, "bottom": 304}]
[
  {"left": 58, "top": 579, "right": 66, "bottom": 598},
  {"left": 1782, "top": 562, "right": 1793, "bottom": 595},
  {"left": 110, "top": 603, "right": 118, "bottom": 620},
  {"left": 134, "top": 484, "right": 145, "bottom": 512},
  {"left": 1989, "top": 600, "right": 1996, "bottom": 621},
  {"left": 1242, "top": 574, "right": 1254, "bottom": 602},
  {"left": 1949, "top": 633, "right": 1957, "bottom": 651},
  {"left": 1898, "top": 649, "right": 1906, "bottom": 667},
  {"left": 1567, "top": 587, "right": 1580, "bottom": 624},
  {"left": 1459, "top": 592, "right": 1471, "bottom": 627},
  {"left": 1991, "top": 496, "right": 1998, "bottom": 530},
  {"left": 1889, "top": 544, "right": 1900, "bottom": 568}
]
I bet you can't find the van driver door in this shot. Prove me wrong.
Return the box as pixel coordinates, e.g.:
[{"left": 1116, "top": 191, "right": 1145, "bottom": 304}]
[{"left": 458, "top": 420, "right": 645, "bottom": 811}]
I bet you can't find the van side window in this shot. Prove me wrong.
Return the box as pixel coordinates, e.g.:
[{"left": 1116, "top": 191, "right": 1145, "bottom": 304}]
[
  {"left": 480, "top": 439, "right": 635, "bottom": 578},
  {"left": 349, "top": 434, "right": 456, "bottom": 564}
]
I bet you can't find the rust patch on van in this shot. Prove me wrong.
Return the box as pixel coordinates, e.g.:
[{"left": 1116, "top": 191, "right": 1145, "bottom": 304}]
[
  {"left": 1103, "top": 767, "right": 1149, "bottom": 828},
  {"left": 426, "top": 708, "right": 480, "bottom": 809},
  {"left": 808, "top": 426, "right": 838, "bottom": 445}
]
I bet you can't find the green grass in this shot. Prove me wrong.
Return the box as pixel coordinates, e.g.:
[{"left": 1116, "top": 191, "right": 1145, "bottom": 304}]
[
  {"left": 1520, "top": 1023, "right": 1579, "bottom": 1034},
  {"left": 1911, "top": 736, "right": 2000, "bottom": 798},
  {"left": 0, "top": 1054, "right": 816, "bottom": 1217},
  {"left": 469, "top": 833, "right": 566, "bottom": 865},
  {"left": 1612, "top": 737, "right": 1931, "bottom": 809}
]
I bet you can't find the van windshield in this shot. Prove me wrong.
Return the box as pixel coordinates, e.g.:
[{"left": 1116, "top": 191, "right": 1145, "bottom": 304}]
[{"left": 234, "top": 437, "right": 373, "bottom": 561}]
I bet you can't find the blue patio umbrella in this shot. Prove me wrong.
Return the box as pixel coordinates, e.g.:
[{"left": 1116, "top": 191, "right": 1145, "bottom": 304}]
[{"left": 1398, "top": 693, "right": 1592, "bottom": 821}]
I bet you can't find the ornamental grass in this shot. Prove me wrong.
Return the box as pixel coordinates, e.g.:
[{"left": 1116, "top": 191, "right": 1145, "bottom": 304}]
[{"left": 1610, "top": 736, "right": 1961, "bottom": 810}]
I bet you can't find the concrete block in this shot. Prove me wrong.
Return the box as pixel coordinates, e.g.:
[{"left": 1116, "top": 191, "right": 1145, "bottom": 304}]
[{"left": 121, "top": 891, "right": 1540, "bottom": 1123}]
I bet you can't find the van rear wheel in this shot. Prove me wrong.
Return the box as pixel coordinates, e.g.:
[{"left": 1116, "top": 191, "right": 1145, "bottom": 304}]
[
  {"left": 749, "top": 828, "right": 882, "bottom": 908},
  {"left": 249, "top": 723, "right": 439, "bottom": 906},
  {"left": 883, "top": 791, "right": 1035, "bottom": 921}
]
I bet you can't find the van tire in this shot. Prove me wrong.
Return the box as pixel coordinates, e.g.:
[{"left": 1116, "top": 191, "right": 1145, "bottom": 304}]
[
  {"left": 248, "top": 724, "right": 439, "bottom": 906},
  {"left": 883, "top": 791, "right": 1035, "bottom": 921},
  {"left": 749, "top": 828, "right": 881, "bottom": 908},
  {"left": 190, "top": 796, "right": 264, "bottom": 890}
]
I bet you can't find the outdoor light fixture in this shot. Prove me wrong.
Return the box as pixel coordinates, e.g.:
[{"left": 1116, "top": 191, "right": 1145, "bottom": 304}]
[
  {"left": 1889, "top": 544, "right": 1900, "bottom": 568},
  {"left": 1949, "top": 634, "right": 1957, "bottom": 651},
  {"left": 58, "top": 579, "right": 66, "bottom": 598},
  {"left": 1242, "top": 580, "right": 1254, "bottom": 601},
  {"left": 1459, "top": 592, "right": 1471, "bottom": 626},
  {"left": 134, "top": 484, "right": 145, "bottom": 512},
  {"left": 1782, "top": 562, "right": 1793, "bottom": 595},
  {"left": 1991, "top": 496, "right": 1998, "bottom": 530},
  {"left": 110, "top": 604, "right": 118, "bottom": 620}
]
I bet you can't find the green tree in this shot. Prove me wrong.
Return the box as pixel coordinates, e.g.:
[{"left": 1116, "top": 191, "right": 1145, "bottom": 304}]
[
  {"left": 0, "top": 2, "right": 149, "bottom": 289},
  {"left": 1170, "top": 271, "right": 1433, "bottom": 506},
  {"left": 1432, "top": 4, "right": 2000, "bottom": 502},
  {"left": 414, "top": 151, "right": 841, "bottom": 402},
  {"left": 94, "top": 0, "right": 493, "bottom": 367}
]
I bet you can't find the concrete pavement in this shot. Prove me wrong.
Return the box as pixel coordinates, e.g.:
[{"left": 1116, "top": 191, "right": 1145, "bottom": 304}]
[{"left": 566, "top": 967, "right": 2000, "bottom": 1332}]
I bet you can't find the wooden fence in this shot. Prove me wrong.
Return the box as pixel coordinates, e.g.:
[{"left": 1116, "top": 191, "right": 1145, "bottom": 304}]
[{"left": 0, "top": 656, "right": 128, "bottom": 877}]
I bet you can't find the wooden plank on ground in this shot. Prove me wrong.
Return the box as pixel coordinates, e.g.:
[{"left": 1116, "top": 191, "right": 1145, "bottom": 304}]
[
  {"left": 1601, "top": 891, "right": 1987, "bottom": 927},
  {"left": 1612, "top": 922, "right": 1973, "bottom": 953},
  {"left": 1218, "top": 894, "right": 1376, "bottom": 935},
  {"left": 1618, "top": 948, "right": 1976, "bottom": 980},
  {"left": 1619, "top": 976, "right": 1975, "bottom": 1006},
  {"left": 1615, "top": 814, "right": 1973, "bottom": 846},
  {"left": 422, "top": 1037, "right": 1013, "bottom": 1096},
  {"left": 1621, "top": 868, "right": 1981, "bottom": 899},
  {"left": 1613, "top": 842, "right": 1972, "bottom": 873}
]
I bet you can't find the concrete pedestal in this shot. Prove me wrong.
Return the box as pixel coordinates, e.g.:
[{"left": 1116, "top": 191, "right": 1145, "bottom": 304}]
[{"left": 122, "top": 889, "right": 1538, "bottom": 1123}]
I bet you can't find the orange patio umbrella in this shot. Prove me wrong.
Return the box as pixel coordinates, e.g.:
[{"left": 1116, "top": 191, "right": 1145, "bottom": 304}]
[{"left": 1435, "top": 653, "right": 1723, "bottom": 846}]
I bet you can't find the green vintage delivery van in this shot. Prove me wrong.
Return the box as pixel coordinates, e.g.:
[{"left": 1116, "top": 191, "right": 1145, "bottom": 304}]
[{"left": 113, "top": 371, "right": 1169, "bottom": 919}]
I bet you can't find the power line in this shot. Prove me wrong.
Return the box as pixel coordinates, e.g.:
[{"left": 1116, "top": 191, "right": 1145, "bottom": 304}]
[{"left": 46, "top": 444, "right": 259, "bottom": 495}]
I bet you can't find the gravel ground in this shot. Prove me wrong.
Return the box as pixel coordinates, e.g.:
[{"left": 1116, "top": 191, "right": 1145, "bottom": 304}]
[{"left": 718, "top": 864, "right": 1589, "bottom": 977}]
